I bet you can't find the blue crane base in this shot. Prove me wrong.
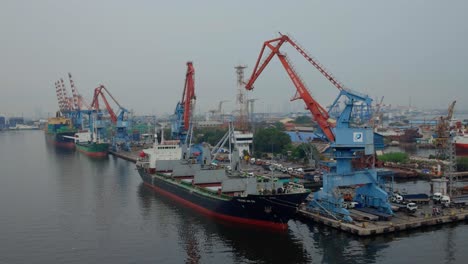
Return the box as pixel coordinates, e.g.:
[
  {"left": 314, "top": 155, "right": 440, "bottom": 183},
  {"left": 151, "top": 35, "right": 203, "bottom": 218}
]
[
  {"left": 308, "top": 169, "right": 393, "bottom": 222},
  {"left": 112, "top": 122, "right": 131, "bottom": 152}
]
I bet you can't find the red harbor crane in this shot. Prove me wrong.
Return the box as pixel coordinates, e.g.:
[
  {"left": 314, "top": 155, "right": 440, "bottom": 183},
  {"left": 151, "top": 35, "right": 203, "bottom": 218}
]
[
  {"left": 172, "top": 62, "right": 196, "bottom": 142},
  {"left": 244, "top": 33, "right": 336, "bottom": 142}
]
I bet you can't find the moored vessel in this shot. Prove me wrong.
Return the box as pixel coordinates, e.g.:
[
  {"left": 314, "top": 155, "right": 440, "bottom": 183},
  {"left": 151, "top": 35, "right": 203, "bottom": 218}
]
[
  {"left": 73, "top": 125, "right": 110, "bottom": 158},
  {"left": 454, "top": 134, "right": 468, "bottom": 156},
  {"left": 136, "top": 138, "right": 310, "bottom": 231},
  {"left": 75, "top": 140, "right": 109, "bottom": 157},
  {"left": 44, "top": 116, "right": 76, "bottom": 149}
]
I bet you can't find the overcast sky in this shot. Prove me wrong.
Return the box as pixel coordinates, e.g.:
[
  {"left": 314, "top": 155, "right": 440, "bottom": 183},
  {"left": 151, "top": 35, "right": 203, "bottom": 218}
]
[{"left": 1, "top": 0, "right": 467, "bottom": 118}]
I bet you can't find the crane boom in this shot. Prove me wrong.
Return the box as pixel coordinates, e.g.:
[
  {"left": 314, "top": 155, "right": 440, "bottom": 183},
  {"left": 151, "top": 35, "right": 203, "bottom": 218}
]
[
  {"left": 55, "top": 81, "right": 64, "bottom": 112},
  {"left": 183, "top": 62, "right": 195, "bottom": 130},
  {"left": 281, "top": 33, "right": 346, "bottom": 91},
  {"left": 277, "top": 54, "right": 335, "bottom": 142},
  {"left": 68, "top": 73, "right": 80, "bottom": 111},
  {"left": 59, "top": 78, "right": 73, "bottom": 112},
  {"left": 245, "top": 34, "right": 335, "bottom": 142},
  {"left": 447, "top": 100, "right": 456, "bottom": 121},
  {"left": 90, "top": 85, "right": 122, "bottom": 124}
]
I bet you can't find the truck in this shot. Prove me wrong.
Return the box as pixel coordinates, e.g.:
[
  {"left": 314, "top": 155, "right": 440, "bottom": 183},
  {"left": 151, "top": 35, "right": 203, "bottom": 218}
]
[
  {"left": 441, "top": 195, "right": 451, "bottom": 207},
  {"left": 392, "top": 202, "right": 418, "bottom": 215},
  {"left": 402, "top": 193, "right": 430, "bottom": 204},
  {"left": 391, "top": 193, "right": 403, "bottom": 203},
  {"left": 405, "top": 202, "right": 418, "bottom": 214},
  {"left": 432, "top": 192, "right": 442, "bottom": 203},
  {"left": 452, "top": 195, "right": 468, "bottom": 208}
]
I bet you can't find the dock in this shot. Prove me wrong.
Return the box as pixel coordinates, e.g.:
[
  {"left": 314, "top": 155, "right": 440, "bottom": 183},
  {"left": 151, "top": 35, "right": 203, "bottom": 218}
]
[{"left": 298, "top": 206, "right": 468, "bottom": 236}]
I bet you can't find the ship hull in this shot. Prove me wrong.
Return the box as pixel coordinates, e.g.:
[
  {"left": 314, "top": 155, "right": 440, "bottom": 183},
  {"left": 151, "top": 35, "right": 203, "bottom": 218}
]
[
  {"left": 45, "top": 132, "right": 75, "bottom": 149},
  {"left": 137, "top": 167, "right": 309, "bottom": 230},
  {"left": 455, "top": 135, "right": 468, "bottom": 156},
  {"left": 76, "top": 142, "right": 109, "bottom": 157},
  {"left": 456, "top": 143, "right": 468, "bottom": 156}
]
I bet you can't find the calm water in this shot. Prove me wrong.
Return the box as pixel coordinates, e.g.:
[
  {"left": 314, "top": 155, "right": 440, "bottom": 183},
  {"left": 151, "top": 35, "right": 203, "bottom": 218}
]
[{"left": 0, "top": 130, "right": 467, "bottom": 264}]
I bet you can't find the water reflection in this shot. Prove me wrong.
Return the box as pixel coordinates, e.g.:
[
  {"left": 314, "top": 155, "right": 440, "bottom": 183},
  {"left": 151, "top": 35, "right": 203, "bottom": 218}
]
[{"left": 137, "top": 184, "right": 311, "bottom": 264}]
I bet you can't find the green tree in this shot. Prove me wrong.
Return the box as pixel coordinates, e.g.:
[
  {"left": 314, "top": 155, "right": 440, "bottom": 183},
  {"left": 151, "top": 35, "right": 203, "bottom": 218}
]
[
  {"left": 254, "top": 127, "right": 291, "bottom": 154},
  {"left": 457, "top": 157, "right": 468, "bottom": 172},
  {"left": 194, "top": 128, "right": 227, "bottom": 145},
  {"left": 378, "top": 152, "right": 409, "bottom": 163},
  {"left": 273, "top": 122, "right": 285, "bottom": 130},
  {"left": 292, "top": 143, "right": 308, "bottom": 160},
  {"left": 294, "top": 115, "right": 313, "bottom": 125}
]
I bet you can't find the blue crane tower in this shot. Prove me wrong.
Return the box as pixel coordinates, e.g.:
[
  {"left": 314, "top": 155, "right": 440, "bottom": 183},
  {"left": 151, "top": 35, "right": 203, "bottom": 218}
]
[
  {"left": 244, "top": 33, "right": 393, "bottom": 222},
  {"left": 90, "top": 85, "right": 131, "bottom": 151}
]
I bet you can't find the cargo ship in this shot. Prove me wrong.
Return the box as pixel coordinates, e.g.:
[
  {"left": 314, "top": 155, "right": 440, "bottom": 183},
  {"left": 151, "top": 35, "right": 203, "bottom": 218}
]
[
  {"left": 73, "top": 130, "right": 109, "bottom": 157},
  {"left": 454, "top": 134, "right": 468, "bottom": 156},
  {"left": 136, "top": 139, "right": 310, "bottom": 231},
  {"left": 44, "top": 116, "right": 76, "bottom": 149}
]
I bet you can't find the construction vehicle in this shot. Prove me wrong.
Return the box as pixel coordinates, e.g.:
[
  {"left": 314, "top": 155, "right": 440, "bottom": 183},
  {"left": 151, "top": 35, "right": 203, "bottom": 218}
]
[{"left": 245, "top": 33, "right": 392, "bottom": 222}]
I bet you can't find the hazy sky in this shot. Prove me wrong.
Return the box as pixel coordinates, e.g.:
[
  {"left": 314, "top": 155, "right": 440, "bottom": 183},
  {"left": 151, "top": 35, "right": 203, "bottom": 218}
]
[{"left": 1, "top": 0, "right": 467, "bottom": 117}]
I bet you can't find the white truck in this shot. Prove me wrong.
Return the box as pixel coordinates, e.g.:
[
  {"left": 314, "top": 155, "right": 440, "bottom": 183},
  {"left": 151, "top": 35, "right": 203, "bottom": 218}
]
[
  {"left": 432, "top": 192, "right": 442, "bottom": 203},
  {"left": 441, "top": 195, "right": 451, "bottom": 207},
  {"left": 405, "top": 202, "right": 418, "bottom": 214},
  {"left": 391, "top": 193, "right": 403, "bottom": 203}
]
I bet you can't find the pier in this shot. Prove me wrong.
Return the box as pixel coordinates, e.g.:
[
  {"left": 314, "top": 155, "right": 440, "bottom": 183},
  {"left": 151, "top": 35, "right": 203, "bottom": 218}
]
[{"left": 298, "top": 205, "right": 468, "bottom": 236}]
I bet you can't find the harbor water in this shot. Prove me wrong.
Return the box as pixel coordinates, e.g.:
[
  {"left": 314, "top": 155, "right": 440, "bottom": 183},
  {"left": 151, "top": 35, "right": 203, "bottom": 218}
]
[{"left": 1, "top": 130, "right": 468, "bottom": 264}]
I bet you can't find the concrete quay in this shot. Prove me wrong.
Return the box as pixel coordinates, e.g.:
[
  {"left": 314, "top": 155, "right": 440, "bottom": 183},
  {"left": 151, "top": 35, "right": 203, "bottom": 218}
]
[{"left": 298, "top": 207, "right": 468, "bottom": 236}]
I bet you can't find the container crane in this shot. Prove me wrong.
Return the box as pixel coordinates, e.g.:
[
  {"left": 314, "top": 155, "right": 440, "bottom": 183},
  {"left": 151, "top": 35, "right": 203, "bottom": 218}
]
[
  {"left": 172, "top": 62, "right": 196, "bottom": 144},
  {"left": 90, "top": 85, "right": 131, "bottom": 151},
  {"left": 245, "top": 33, "right": 392, "bottom": 222}
]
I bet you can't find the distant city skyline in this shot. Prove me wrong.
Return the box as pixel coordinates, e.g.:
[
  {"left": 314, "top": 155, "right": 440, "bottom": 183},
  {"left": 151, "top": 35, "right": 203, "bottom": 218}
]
[{"left": 1, "top": 1, "right": 467, "bottom": 118}]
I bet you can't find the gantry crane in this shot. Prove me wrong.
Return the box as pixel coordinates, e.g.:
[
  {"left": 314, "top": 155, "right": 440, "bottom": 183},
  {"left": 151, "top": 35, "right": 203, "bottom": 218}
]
[
  {"left": 245, "top": 33, "right": 392, "bottom": 221},
  {"left": 90, "top": 85, "right": 131, "bottom": 151},
  {"left": 172, "top": 62, "right": 196, "bottom": 144}
]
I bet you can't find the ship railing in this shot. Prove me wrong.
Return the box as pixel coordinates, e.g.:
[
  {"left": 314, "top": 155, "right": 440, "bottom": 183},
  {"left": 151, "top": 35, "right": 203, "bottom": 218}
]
[
  {"left": 173, "top": 178, "right": 231, "bottom": 200},
  {"left": 136, "top": 160, "right": 150, "bottom": 168}
]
